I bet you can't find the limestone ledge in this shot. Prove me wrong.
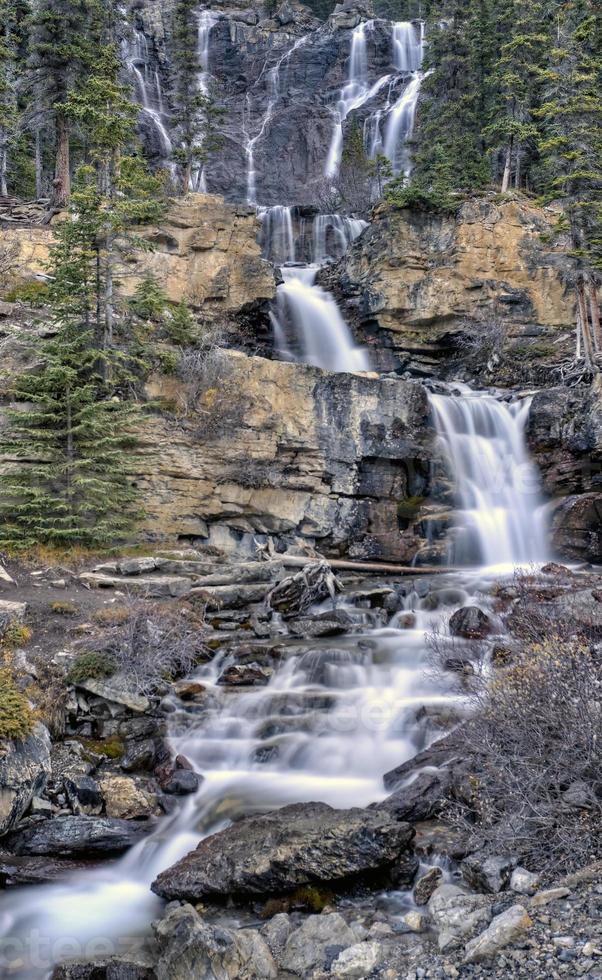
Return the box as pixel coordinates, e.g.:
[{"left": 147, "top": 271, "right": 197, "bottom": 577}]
[{"left": 136, "top": 351, "right": 434, "bottom": 561}]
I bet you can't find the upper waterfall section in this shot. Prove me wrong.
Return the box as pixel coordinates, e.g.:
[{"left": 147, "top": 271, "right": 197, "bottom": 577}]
[{"left": 128, "top": 3, "right": 424, "bottom": 206}]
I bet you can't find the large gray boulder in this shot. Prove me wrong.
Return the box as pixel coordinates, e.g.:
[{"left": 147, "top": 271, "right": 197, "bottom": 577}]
[
  {"left": 154, "top": 903, "right": 276, "bottom": 980},
  {"left": 0, "top": 723, "right": 51, "bottom": 837},
  {"left": 11, "top": 815, "right": 152, "bottom": 857},
  {"left": 152, "top": 801, "right": 415, "bottom": 902}
]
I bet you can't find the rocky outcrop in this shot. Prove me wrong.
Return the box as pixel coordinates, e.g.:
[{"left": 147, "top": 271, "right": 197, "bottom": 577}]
[
  {"left": 320, "top": 197, "right": 576, "bottom": 377},
  {"left": 152, "top": 801, "right": 416, "bottom": 901},
  {"left": 0, "top": 724, "right": 51, "bottom": 837},
  {"left": 10, "top": 815, "right": 152, "bottom": 857},
  {"left": 527, "top": 380, "right": 602, "bottom": 562},
  {"left": 1, "top": 194, "right": 275, "bottom": 323},
  {"left": 138, "top": 351, "right": 435, "bottom": 560}
]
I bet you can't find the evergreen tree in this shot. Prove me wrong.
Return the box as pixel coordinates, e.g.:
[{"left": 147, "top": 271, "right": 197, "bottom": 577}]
[
  {"left": 535, "top": 0, "right": 602, "bottom": 363},
  {"left": 171, "top": 0, "right": 223, "bottom": 194},
  {"left": 0, "top": 175, "right": 141, "bottom": 549},
  {"left": 64, "top": 48, "right": 165, "bottom": 359},
  {"left": 27, "top": 0, "right": 99, "bottom": 205},
  {"left": 0, "top": 0, "right": 18, "bottom": 196}
]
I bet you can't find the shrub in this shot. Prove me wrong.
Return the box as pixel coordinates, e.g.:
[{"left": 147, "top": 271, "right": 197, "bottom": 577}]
[
  {"left": 92, "top": 605, "right": 132, "bottom": 626},
  {"left": 2, "top": 281, "right": 50, "bottom": 306},
  {"left": 51, "top": 601, "right": 78, "bottom": 616},
  {"left": 450, "top": 635, "right": 602, "bottom": 874},
  {"left": 2, "top": 622, "right": 32, "bottom": 648},
  {"left": 166, "top": 302, "right": 198, "bottom": 345},
  {"left": 0, "top": 670, "right": 34, "bottom": 741},
  {"left": 67, "top": 651, "right": 118, "bottom": 685},
  {"left": 82, "top": 600, "right": 208, "bottom": 695}
]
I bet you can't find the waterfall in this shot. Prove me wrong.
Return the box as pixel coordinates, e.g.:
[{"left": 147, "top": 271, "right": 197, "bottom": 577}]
[
  {"left": 125, "top": 32, "right": 173, "bottom": 161},
  {"left": 271, "top": 267, "right": 371, "bottom": 372},
  {"left": 431, "top": 392, "right": 548, "bottom": 569},
  {"left": 195, "top": 9, "right": 219, "bottom": 191},
  {"left": 392, "top": 21, "right": 423, "bottom": 72},
  {"left": 258, "top": 205, "right": 297, "bottom": 265},
  {"left": 325, "top": 21, "right": 371, "bottom": 179}
]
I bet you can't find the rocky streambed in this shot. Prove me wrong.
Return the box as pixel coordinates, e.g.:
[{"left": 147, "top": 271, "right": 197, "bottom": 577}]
[{"left": 0, "top": 552, "right": 601, "bottom": 978}]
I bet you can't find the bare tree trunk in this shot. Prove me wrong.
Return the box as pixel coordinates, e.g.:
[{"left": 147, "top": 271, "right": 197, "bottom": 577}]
[
  {"left": 0, "top": 131, "right": 8, "bottom": 197},
  {"left": 588, "top": 282, "right": 602, "bottom": 352},
  {"left": 35, "top": 129, "right": 43, "bottom": 200},
  {"left": 514, "top": 142, "right": 521, "bottom": 190},
  {"left": 53, "top": 113, "right": 71, "bottom": 207},
  {"left": 577, "top": 282, "right": 595, "bottom": 366},
  {"left": 501, "top": 136, "right": 513, "bottom": 193}
]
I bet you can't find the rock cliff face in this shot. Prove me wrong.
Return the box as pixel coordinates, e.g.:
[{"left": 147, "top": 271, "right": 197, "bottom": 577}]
[
  {"left": 320, "top": 197, "right": 576, "bottom": 377},
  {"left": 527, "top": 380, "right": 602, "bottom": 563},
  {"left": 127, "top": 0, "right": 414, "bottom": 205},
  {"left": 138, "top": 351, "right": 435, "bottom": 561},
  {"left": 1, "top": 194, "right": 275, "bottom": 325}
]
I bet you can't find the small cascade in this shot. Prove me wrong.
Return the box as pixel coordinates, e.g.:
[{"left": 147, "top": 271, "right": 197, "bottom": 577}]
[
  {"left": 258, "top": 205, "right": 297, "bottom": 265},
  {"left": 312, "top": 213, "right": 368, "bottom": 264},
  {"left": 431, "top": 391, "right": 548, "bottom": 569},
  {"left": 392, "top": 21, "right": 423, "bottom": 72},
  {"left": 271, "top": 267, "right": 371, "bottom": 372},
  {"left": 195, "top": 9, "right": 219, "bottom": 191},
  {"left": 383, "top": 73, "right": 423, "bottom": 175},
  {"left": 125, "top": 31, "right": 173, "bottom": 161}
]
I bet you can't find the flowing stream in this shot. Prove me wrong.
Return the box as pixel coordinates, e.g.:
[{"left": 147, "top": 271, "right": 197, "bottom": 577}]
[
  {"left": 0, "top": 391, "right": 548, "bottom": 977},
  {"left": 0, "top": 11, "right": 551, "bottom": 978}
]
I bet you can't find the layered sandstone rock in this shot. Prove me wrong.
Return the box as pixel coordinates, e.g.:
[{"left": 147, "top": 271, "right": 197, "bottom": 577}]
[
  {"left": 1, "top": 194, "right": 275, "bottom": 317},
  {"left": 320, "top": 196, "right": 576, "bottom": 376},
  {"left": 137, "top": 351, "right": 434, "bottom": 561}
]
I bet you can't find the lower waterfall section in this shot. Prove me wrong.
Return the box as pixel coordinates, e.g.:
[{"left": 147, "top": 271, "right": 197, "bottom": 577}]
[
  {"left": 431, "top": 391, "right": 548, "bottom": 569},
  {"left": 0, "top": 387, "right": 551, "bottom": 977},
  {"left": 270, "top": 267, "right": 371, "bottom": 373}
]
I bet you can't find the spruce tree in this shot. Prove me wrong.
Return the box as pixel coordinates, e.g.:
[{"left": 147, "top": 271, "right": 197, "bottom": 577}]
[
  {"left": 535, "top": 0, "right": 602, "bottom": 363},
  {"left": 0, "top": 173, "right": 140, "bottom": 550},
  {"left": 27, "top": 0, "right": 99, "bottom": 205}
]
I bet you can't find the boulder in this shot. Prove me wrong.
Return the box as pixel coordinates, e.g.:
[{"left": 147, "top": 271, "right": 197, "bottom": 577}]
[
  {"left": 51, "top": 947, "right": 157, "bottom": 979},
  {"left": 152, "top": 801, "right": 415, "bottom": 901},
  {"left": 427, "top": 884, "right": 492, "bottom": 950},
  {"left": 510, "top": 867, "right": 540, "bottom": 896},
  {"left": 330, "top": 941, "right": 383, "bottom": 978},
  {"left": 217, "top": 663, "right": 273, "bottom": 686},
  {"left": 11, "top": 815, "right": 151, "bottom": 857},
  {"left": 0, "top": 723, "right": 51, "bottom": 837},
  {"left": 414, "top": 866, "right": 444, "bottom": 905},
  {"left": 154, "top": 903, "right": 276, "bottom": 980},
  {"left": 99, "top": 776, "right": 157, "bottom": 820},
  {"left": 461, "top": 851, "right": 517, "bottom": 894},
  {"left": 280, "top": 913, "right": 356, "bottom": 975},
  {"left": 64, "top": 775, "right": 103, "bottom": 816},
  {"left": 449, "top": 606, "right": 494, "bottom": 639},
  {"left": 463, "top": 904, "right": 533, "bottom": 963}
]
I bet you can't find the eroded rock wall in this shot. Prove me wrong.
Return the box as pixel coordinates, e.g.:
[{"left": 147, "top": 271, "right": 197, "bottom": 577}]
[
  {"left": 1, "top": 194, "right": 275, "bottom": 322},
  {"left": 137, "top": 351, "right": 435, "bottom": 561},
  {"left": 320, "top": 197, "right": 576, "bottom": 377}
]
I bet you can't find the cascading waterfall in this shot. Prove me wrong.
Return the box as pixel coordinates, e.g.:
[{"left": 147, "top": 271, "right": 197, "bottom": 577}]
[
  {"left": 195, "top": 9, "right": 219, "bottom": 191},
  {"left": 125, "top": 31, "right": 173, "bottom": 160},
  {"left": 270, "top": 266, "right": 371, "bottom": 372},
  {"left": 312, "top": 213, "right": 369, "bottom": 264},
  {"left": 431, "top": 391, "right": 548, "bottom": 569},
  {"left": 382, "top": 22, "right": 425, "bottom": 174}
]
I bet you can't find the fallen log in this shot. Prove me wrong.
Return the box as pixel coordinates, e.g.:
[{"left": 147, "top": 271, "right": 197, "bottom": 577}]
[{"left": 277, "top": 556, "right": 455, "bottom": 575}]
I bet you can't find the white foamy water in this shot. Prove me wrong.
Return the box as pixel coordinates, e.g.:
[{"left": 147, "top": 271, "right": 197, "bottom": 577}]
[
  {"left": 270, "top": 266, "right": 371, "bottom": 372},
  {"left": 431, "top": 391, "right": 548, "bottom": 569}
]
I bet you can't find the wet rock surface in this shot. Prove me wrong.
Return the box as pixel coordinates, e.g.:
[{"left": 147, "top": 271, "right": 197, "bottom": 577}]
[{"left": 152, "top": 801, "right": 416, "bottom": 901}]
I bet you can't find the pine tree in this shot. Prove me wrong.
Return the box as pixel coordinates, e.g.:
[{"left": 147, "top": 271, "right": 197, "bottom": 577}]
[
  {"left": 535, "top": 0, "right": 602, "bottom": 364},
  {"left": 64, "top": 47, "right": 165, "bottom": 359},
  {"left": 170, "top": 0, "right": 223, "bottom": 194},
  {"left": 483, "top": 0, "right": 547, "bottom": 192},
  {"left": 0, "top": 0, "right": 28, "bottom": 197},
  {"left": 27, "top": 0, "right": 100, "bottom": 205},
  {"left": 0, "top": 175, "right": 141, "bottom": 550}
]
